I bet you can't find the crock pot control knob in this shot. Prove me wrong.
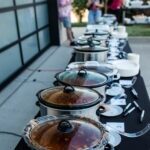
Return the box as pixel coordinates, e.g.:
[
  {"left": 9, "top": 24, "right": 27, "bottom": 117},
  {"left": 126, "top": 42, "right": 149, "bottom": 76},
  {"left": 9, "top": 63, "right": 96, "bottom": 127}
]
[{"left": 58, "top": 120, "right": 73, "bottom": 133}]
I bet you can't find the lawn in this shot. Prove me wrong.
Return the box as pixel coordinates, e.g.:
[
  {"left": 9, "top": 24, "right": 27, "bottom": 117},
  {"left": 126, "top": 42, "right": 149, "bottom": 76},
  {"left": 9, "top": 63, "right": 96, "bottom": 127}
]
[
  {"left": 72, "top": 23, "right": 150, "bottom": 36},
  {"left": 72, "top": 22, "right": 87, "bottom": 27},
  {"left": 126, "top": 25, "right": 150, "bottom": 36}
]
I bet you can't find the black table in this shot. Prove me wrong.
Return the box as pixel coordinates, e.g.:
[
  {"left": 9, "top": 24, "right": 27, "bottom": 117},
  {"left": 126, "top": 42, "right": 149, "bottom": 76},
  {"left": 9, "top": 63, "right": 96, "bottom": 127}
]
[
  {"left": 102, "top": 75, "right": 150, "bottom": 150},
  {"left": 15, "top": 42, "right": 150, "bottom": 150}
]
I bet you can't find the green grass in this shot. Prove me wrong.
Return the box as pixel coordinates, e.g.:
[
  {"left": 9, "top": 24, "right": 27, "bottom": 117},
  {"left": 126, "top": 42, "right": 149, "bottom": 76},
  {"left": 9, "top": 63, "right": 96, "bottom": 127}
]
[
  {"left": 72, "top": 22, "right": 87, "bottom": 27},
  {"left": 72, "top": 22, "right": 150, "bottom": 36},
  {"left": 126, "top": 25, "right": 150, "bottom": 36}
]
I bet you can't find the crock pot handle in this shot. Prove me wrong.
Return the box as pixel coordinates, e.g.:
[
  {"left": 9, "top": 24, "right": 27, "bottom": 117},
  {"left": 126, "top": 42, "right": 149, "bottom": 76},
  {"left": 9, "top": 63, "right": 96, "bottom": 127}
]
[
  {"left": 63, "top": 85, "right": 75, "bottom": 93},
  {"left": 78, "top": 68, "right": 87, "bottom": 77}
]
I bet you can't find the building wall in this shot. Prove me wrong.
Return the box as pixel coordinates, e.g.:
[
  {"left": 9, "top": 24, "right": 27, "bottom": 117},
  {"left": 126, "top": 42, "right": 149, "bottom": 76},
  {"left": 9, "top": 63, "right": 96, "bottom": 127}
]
[{"left": 0, "top": 0, "right": 51, "bottom": 89}]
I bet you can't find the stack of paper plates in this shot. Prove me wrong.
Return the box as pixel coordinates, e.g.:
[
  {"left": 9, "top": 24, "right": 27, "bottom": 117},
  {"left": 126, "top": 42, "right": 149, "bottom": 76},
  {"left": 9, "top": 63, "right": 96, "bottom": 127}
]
[{"left": 109, "top": 59, "right": 139, "bottom": 77}]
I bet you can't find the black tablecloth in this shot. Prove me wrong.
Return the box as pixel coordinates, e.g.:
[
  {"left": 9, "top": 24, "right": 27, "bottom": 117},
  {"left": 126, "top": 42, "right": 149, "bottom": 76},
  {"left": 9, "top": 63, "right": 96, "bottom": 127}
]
[
  {"left": 15, "top": 42, "right": 150, "bottom": 150},
  {"left": 102, "top": 75, "right": 150, "bottom": 150}
]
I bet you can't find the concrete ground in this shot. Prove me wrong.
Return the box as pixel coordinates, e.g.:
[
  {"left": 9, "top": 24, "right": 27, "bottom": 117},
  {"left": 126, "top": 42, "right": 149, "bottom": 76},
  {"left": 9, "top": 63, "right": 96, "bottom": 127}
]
[
  {"left": 0, "top": 46, "right": 73, "bottom": 150},
  {"left": 0, "top": 27, "right": 149, "bottom": 150},
  {"left": 129, "top": 37, "right": 150, "bottom": 98}
]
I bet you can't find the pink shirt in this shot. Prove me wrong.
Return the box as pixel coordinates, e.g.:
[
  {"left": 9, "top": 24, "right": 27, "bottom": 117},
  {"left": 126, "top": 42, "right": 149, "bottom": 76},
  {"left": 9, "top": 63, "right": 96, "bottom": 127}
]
[
  {"left": 58, "top": 0, "right": 72, "bottom": 18},
  {"left": 108, "top": 0, "right": 123, "bottom": 10}
]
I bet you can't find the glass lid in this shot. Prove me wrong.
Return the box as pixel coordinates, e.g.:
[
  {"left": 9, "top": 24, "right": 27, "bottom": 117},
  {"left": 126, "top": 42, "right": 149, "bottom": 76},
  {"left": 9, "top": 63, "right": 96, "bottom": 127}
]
[
  {"left": 29, "top": 116, "right": 106, "bottom": 150},
  {"left": 84, "top": 30, "right": 109, "bottom": 36},
  {"left": 39, "top": 85, "right": 102, "bottom": 109},
  {"left": 68, "top": 62, "right": 115, "bottom": 75},
  {"left": 74, "top": 45, "right": 108, "bottom": 52},
  {"left": 77, "top": 39, "right": 100, "bottom": 46},
  {"left": 55, "top": 69, "right": 108, "bottom": 88},
  {"left": 86, "top": 66, "right": 114, "bottom": 75},
  {"left": 96, "top": 64, "right": 115, "bottom": 74}
]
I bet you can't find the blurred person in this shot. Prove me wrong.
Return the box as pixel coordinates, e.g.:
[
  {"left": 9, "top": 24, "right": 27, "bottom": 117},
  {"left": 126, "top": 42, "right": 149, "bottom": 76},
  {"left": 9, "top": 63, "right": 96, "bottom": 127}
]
[
  {"left": 57, "top": 0, "right": 75, "bottom": 46},
  {"left": 107, "top": 0, "right": 123, "bottom": 23},
  {"left": 86, "top": 0, "right": 104, "bottom": 24}
]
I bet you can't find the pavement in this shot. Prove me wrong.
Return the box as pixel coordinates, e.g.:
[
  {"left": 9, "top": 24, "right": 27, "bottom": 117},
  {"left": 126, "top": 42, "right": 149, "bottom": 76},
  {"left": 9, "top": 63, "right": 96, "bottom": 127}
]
[
  {"left": 129, "top": 37, "right": 150, "bottom": 98},
  {"left": 0, "top": 27, "right": 149, "bottom": 150},
  {"left": 0, "top": 46, "right": 73, "bottom": 150}
]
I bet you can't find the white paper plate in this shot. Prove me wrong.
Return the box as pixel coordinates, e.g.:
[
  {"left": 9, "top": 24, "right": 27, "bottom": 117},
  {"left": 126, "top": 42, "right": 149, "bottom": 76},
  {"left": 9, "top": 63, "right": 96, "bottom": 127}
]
[
  {"left": 99, "top": 104, "right": 123, "bottom": 117},
  {"left": 106, "top": 86, "right": 125, "bottom": 96}
]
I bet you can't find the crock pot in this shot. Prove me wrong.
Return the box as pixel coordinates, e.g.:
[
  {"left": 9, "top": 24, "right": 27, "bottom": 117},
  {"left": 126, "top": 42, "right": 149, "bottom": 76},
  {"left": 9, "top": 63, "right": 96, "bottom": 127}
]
[
  {"left": 74, "top": 45, "right": 109, "bottom": 63},
  {"left": 23, "top": 115, "right": 113, "bottom": 150},
  {"left": 55, "top": 69, "right": 109, "bottom": 99},
  {"left": 67, "top": 62, "right": 120, "bottom": 82},
  {"left": 24, "top": 116, "right": 150, "bottom": 149},
  {"left": 37, "top": 85, "right": 103, "bottom": 121}
]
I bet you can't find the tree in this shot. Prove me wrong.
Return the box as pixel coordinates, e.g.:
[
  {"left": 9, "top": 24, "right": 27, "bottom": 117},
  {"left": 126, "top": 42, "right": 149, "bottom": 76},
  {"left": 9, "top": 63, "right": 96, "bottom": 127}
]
[{"left": 72, "top": 0, "right": 87, "bottom": 23}]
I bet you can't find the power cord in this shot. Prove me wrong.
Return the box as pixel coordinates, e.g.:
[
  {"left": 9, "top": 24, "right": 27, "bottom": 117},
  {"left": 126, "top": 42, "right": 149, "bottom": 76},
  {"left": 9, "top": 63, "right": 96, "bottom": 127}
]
[{"left": 0, "top": 131, "right": 22, "bottom": 138}]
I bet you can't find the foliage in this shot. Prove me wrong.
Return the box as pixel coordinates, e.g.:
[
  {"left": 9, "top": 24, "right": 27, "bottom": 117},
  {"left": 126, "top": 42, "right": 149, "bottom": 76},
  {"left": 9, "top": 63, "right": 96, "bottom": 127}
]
[{"left": 72, "top": 0, "right": 87, "bottom": 23}]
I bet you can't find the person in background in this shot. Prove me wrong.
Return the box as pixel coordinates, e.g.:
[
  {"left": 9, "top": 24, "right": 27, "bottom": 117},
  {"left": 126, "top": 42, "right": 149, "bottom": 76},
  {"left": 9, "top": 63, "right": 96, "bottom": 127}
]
[
  {"left": 86, "top": 0, "right": 104, "bottom": 24},
  {"left": 57, "top": 0, "right": 75, "bottom": 46},
  {"left": 107, "top": 0, "right": 123, "bottom": 23}
]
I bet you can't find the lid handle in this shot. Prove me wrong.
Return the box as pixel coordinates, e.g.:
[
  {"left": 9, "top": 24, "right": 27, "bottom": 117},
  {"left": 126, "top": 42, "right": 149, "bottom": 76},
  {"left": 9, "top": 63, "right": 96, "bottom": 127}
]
[
  {"left": 58, "top": 120, "right": 73, "bottom": 133},
  {"left": 63, "top": 85, "right": 75, "bottom": 93},
  {"left": 87, "top": 37, "right": 95, "bottom": 47},
  {"left": 77, "top": 68, "right": 87, "bottom": 77}
]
